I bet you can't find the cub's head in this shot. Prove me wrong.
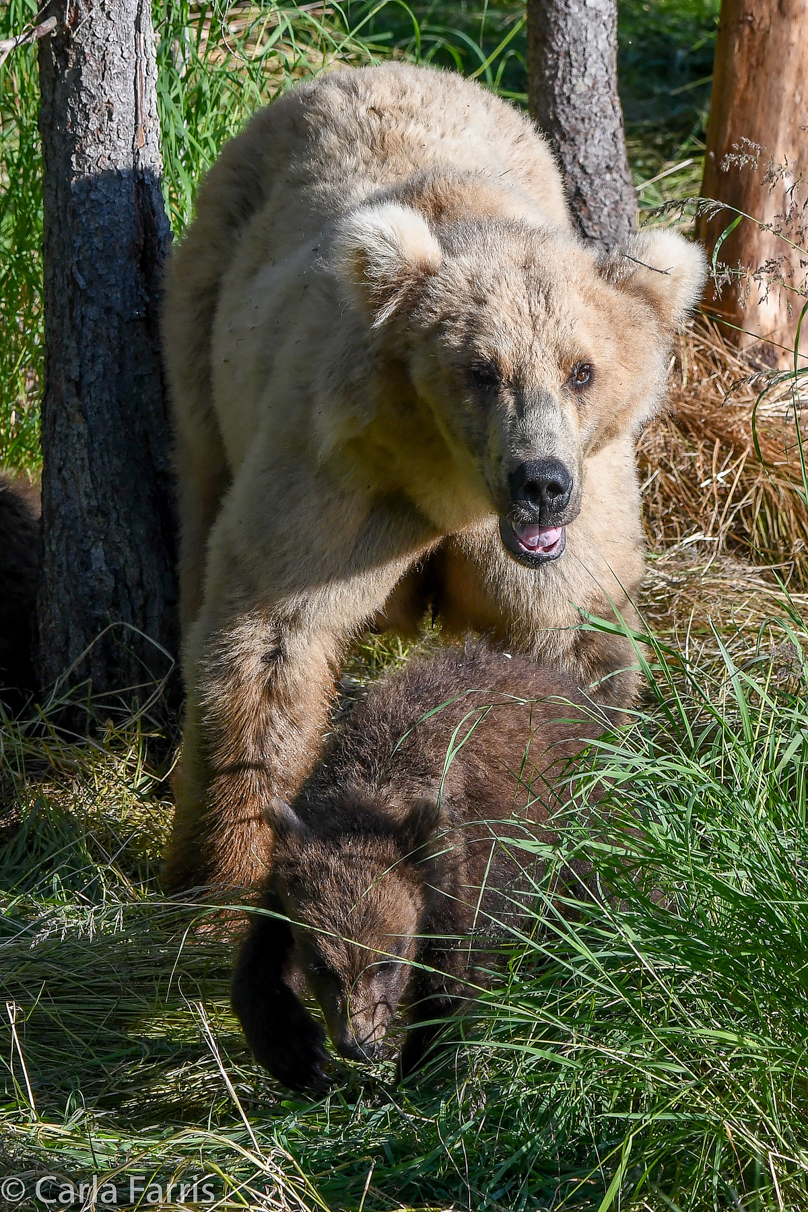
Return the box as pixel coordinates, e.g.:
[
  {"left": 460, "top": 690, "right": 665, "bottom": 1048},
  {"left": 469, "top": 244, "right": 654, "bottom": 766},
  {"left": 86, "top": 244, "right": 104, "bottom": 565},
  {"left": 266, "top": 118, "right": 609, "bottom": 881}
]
[
  {"left": 333, "top": 202, "right": 706, "bottom": 567},
  {"left": 271, "top": 795, "right": 436, "bottom": 1062}
]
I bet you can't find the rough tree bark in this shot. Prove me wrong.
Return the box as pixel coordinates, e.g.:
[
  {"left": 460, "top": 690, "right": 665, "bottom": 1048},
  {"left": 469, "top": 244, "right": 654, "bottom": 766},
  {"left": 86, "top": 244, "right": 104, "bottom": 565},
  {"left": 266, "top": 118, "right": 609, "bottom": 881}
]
[
  {"left": 697, "top": 0, "right": 808, "bottom": 368},
  {"left": 527, "top": 0, "right": 636, "bottom": 249},
  {"left": 37, "top": 0, "right": 178, "bottom": 715}
]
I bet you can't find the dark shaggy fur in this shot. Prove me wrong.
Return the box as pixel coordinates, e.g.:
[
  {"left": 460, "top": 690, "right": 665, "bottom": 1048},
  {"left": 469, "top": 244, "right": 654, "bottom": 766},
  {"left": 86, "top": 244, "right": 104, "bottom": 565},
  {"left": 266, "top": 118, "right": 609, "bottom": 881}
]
[
  {"left": 0, "top": 476, "right": 39, "bottom": 709},
  {"left": 232, "top": 643, "right": 609, "bottom": 1090}
]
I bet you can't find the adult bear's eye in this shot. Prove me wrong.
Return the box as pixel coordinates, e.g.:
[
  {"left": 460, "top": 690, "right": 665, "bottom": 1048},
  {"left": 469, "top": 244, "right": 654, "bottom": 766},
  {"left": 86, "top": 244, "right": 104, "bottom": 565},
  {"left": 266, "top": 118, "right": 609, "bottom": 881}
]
[
  {"left": 469, "top": 359, "right": 502, "bottom": 390},
  {"left": 569, "top": 361, "right": 594, "bottom": 390}
]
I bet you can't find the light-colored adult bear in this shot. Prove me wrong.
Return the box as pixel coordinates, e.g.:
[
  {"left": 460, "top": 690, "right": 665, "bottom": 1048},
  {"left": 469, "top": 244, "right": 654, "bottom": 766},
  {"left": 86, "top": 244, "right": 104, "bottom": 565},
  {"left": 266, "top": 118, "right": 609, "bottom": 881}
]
[{"left": 162, "top": 62, "right": 705, "bottom": 893}]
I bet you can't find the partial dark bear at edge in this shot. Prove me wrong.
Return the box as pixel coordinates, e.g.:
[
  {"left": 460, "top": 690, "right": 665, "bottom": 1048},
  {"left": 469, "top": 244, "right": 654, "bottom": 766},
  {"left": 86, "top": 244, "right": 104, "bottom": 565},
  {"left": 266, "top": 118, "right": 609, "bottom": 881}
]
[
  {"left": 232, "top": 642, "right": 612, "bottom": 1091},
  {"left": 0, "top": 475, "right": 40, "bottom": 710}
]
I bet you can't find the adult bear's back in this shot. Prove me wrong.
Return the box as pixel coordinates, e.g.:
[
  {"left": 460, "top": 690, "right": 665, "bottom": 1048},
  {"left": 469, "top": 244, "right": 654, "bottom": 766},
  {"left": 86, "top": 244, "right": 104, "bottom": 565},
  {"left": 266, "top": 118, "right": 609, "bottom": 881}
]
[{"left": 163, "top": 62, "right": 570, "bottom": 490}]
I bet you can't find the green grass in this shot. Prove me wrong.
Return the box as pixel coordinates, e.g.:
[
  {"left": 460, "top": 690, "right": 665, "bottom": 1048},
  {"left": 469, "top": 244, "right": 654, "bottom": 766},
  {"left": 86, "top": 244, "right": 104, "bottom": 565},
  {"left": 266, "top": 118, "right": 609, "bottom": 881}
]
[
  {"left": 0, "top": 0, "right": 721, "bottom": 474},
  {"left": 0, "top": 0, "right": 45, "bottom": 471},
  {"left": 620, "top": 0, "right": 718, "bottom": 154},
  {"left": 2, "top": 616, "right": 808, "bottom": 1210}
]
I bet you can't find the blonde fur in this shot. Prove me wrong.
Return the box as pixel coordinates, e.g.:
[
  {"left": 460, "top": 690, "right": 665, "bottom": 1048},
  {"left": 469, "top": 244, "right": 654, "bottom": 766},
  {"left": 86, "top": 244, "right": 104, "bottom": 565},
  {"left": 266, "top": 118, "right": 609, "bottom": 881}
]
[
  {"left": 162, "top": 62, "right": 705, "bottom": 893},
  {"left": 333, "top": 202, "right": 444, "bottom": 325}
]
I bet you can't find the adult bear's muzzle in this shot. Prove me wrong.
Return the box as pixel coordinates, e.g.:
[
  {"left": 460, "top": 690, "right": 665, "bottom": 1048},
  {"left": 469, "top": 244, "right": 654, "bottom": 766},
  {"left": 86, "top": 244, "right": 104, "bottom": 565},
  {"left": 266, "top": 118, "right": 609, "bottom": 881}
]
[{"left": 499, "top": 457, "right": 576, "bottom": 566}]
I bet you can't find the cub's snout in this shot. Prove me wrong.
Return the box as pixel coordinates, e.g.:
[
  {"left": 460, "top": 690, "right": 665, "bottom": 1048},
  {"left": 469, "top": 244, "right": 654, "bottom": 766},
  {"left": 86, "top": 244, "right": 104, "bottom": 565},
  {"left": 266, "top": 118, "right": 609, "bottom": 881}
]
[
  {"left": 334, "top": 1022, "right": 389, "bottom": 1063},
  {"left": 330, "top": 972, "right": 400, "bottom": 1062}
]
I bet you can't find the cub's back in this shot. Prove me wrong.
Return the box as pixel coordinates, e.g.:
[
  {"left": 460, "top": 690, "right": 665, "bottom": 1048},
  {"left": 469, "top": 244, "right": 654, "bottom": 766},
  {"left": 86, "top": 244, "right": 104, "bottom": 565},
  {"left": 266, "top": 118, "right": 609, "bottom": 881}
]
[{"left": 312, "top": 644, "right": 606, "bottom": 820}]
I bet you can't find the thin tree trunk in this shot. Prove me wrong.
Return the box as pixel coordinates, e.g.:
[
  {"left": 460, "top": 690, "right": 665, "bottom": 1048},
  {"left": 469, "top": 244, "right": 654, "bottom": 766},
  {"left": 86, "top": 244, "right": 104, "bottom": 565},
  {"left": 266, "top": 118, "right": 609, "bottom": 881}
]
[
  {"left": 697, "top": 0, "right": 808, "bottom": 368},
  {"left": 37, "top": 0, "right": 178, "bottom": 718},
  {"left": 527, "top": 0, "right": 636, "bottom": 249}
]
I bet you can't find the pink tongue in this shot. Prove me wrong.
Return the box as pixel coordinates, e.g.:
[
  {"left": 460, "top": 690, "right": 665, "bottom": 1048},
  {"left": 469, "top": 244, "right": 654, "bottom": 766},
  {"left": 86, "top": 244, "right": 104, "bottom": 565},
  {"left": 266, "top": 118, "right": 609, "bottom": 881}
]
[{"left": 515, "top": 524, "right": 563, "bottom": 551}]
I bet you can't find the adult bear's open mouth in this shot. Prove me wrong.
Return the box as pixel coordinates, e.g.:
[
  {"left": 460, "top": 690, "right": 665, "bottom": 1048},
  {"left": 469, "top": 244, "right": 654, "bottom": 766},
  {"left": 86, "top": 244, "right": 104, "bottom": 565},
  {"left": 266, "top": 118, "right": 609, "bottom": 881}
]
[{"left": 499, "top": 518, "right": 567, "bottom": 567}]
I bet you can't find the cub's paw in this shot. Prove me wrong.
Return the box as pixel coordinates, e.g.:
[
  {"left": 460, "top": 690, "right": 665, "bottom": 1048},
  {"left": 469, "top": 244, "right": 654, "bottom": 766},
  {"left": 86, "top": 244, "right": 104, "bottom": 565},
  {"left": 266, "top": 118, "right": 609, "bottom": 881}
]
[
  {"left": 260, "top": 1016, "right": 332, "bottom": 1094},
  {"left": 398, "top": 1024, "right": 441, "bottom": 1081},
  {"left": 231, "top": 904, "right": 332, "bottom": 1092},
  {"left": 399, "top": 994, "right": 463, "bottom": 1082},
  {"left": 235, "top": 986, "right": 332, "bottom": 1092}
]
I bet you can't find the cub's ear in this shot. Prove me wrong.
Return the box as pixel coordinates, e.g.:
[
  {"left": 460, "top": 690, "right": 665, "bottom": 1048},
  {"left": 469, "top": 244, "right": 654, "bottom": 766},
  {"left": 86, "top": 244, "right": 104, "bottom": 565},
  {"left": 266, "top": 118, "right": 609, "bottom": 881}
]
[
  {"left": 601, "top": 229, "right": 707, "bottom": 330},
  {"left": 400, "top": 796, "right": 440, "bottom": 858},
  {"left": 270, "top": 796, "right": 311, "bottom": 842},
  {"left": 332, "top": 202, "right": 443, "bottom": 327}
]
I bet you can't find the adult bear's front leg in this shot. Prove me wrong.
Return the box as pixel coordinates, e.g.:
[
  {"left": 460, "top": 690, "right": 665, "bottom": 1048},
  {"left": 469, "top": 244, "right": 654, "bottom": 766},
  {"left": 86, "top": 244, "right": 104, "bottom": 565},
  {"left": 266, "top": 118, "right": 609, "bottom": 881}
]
[
  {"left": 164, "top": 603, "right": 344, "bottom": 892},
  {"left": 163, "top": 477, "right": 437, "bottom": 895}
]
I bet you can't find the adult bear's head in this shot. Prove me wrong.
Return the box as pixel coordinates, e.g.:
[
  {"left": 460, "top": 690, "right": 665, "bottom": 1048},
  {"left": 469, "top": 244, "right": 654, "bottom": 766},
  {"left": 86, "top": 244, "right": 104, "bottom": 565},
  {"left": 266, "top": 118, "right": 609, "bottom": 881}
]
[{"left": 333, "top": 199, "right": 706, "bottom": 568}]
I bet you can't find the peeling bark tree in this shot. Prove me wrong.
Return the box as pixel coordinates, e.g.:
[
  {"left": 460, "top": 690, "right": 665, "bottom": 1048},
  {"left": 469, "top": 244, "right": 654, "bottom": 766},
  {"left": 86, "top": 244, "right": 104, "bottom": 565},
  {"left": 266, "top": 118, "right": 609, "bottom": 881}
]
[
  {"left": 37, "top": 0, "right": 178, "bottom": 715},
  {"left": 527, "top": 0, "right": 636, "bottom": 249},
  {"left": 697, "top": 0, "right": 808, "bottom": 368}
]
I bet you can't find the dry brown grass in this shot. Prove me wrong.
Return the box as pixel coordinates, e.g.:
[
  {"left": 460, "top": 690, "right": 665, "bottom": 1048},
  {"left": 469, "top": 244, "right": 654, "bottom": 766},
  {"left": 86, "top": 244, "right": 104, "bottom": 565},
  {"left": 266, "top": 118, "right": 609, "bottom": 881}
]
[
  {"left": 640, "top": 545, "right": 808, "bottom": 679},
  {"left": 639, "top": 317, "right": 808, "bottom": 588}
]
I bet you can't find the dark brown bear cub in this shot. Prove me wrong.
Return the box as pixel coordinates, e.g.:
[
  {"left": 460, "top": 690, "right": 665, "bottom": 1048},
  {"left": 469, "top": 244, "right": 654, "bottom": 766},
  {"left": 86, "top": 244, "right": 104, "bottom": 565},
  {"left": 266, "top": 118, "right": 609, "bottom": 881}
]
[{"left": 232, "top": 644, "right": 608, "bottom": 1090}]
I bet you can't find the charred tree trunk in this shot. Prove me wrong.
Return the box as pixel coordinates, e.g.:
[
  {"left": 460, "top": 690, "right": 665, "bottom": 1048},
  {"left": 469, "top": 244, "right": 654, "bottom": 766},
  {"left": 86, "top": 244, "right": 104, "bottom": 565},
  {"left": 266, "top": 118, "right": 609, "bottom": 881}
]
[
  {"left": 37, "top": 0, "right": 178, "bottom": 719},
  {"left": 697, "top": 0, "right": 808, "bottom": 368},
  {"left": 527, "top": 0, "right": 636, "bottom": 249}
]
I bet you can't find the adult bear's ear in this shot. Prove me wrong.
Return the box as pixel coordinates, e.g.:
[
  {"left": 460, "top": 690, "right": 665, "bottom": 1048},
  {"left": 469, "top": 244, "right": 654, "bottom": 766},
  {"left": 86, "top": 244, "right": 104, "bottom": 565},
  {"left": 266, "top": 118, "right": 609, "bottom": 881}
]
[
  {"left": 332, "top": 202, "right": 443, "bottom": 326},
  {"left": 601, "top": 229, "right": 707, "bottom": 330}
]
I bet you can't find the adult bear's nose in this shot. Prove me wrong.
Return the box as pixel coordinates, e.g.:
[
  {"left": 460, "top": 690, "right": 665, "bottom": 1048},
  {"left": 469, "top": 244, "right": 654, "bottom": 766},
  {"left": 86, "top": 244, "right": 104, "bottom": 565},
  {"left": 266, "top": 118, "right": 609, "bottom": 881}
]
[{"left": 509, "top": 458, "right": 573, "bottom": 521}]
